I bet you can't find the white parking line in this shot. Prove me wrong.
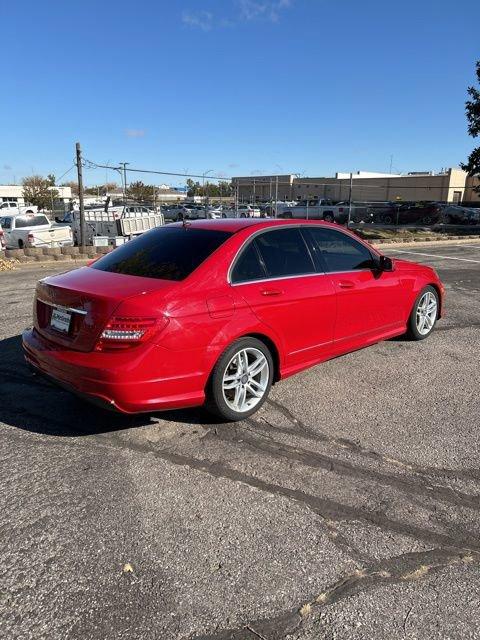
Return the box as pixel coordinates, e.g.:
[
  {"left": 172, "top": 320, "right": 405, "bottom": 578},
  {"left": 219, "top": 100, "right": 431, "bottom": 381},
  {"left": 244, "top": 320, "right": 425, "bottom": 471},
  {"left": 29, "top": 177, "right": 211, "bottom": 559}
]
[
  {"left": 452, "top": 244, "right": 480, "bottom": 249},
  {"left": 388, "top": 249, "right": 480, "bottom": 264}
]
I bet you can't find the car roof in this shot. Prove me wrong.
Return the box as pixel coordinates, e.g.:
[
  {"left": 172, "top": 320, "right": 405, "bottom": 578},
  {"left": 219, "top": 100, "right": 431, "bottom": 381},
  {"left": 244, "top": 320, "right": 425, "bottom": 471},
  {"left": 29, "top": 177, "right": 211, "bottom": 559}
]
[{"left": 169, "top": 218, "right": 342, "bottom": 233}]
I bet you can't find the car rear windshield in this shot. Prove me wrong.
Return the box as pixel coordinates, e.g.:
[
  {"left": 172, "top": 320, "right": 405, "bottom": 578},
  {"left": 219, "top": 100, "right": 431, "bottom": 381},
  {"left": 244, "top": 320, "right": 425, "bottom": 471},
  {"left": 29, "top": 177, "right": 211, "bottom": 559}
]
[
  {"left": 92, "top": 226, "right": 232, "bottom": 281},
  {"left": 15, "top": 215, "right": 50, "bottom": 228}
]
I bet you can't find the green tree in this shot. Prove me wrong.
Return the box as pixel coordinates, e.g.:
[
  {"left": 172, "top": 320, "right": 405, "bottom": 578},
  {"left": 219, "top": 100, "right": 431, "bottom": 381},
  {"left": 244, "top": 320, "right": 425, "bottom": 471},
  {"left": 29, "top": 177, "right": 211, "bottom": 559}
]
[
  {"left": 461, "top": 60, "right": 480, "bottom": 192},
  {"left": 46, "top": 174, "right": 56, "bottom": 186},
  {"left": 22, "top": 175, "right": 59, "bottom": 210},
  {"left": 126, "top": 181, "right": 155, "bottom": 201},
  {"left": 186, "top": 179, "right": 200, "bottom": 197}
]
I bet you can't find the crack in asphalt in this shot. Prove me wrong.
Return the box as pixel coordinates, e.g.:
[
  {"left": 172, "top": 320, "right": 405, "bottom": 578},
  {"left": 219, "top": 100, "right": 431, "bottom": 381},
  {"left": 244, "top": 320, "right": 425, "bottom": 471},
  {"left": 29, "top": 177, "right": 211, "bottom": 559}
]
[
  {"left": 2, "top": 368, "right": 480, "bottom": 639},
  {"left": 191, "top": 549, "right": 479, "bottom": 640}
]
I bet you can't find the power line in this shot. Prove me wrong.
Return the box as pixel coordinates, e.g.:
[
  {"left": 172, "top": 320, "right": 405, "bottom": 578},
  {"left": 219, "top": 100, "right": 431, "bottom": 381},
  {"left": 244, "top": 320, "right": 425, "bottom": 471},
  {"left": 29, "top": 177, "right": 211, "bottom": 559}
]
[
  {"left": 56, "top": 165, "right": 76, "bottom": 183},
  {"left": 83, "top": 159, "right": 229, "bottom": 182}
]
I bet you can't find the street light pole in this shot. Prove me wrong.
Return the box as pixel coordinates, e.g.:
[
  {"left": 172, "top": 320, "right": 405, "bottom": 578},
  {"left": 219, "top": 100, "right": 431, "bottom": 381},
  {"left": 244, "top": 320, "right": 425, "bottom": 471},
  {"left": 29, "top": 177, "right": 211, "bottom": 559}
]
[
  {"left": 203, "top": 169, "right": 213, "bottom": 218},
  {"left": 348, "top": 171, "right": 353, "bottom": 226}
]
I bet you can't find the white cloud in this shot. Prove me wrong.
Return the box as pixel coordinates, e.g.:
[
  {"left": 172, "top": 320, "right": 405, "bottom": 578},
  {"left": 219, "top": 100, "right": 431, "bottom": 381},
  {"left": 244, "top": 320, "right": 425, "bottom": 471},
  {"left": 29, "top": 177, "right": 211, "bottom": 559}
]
[
  {"left": 125, "top": 129, "right": 146, "bottom": 138},
  {"left": 181, "top": 10, "right": 213, "bottom": 31},
  {"left": 181, "top": 1, "right": 292, "bottom": 30},
  {"left": 238, "top": 0, "right": 292, "bottom": 23}
]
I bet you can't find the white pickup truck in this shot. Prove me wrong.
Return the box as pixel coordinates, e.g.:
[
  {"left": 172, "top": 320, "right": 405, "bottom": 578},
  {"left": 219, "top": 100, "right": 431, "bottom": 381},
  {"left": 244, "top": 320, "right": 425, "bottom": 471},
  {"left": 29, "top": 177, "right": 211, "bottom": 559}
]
[
  {"left": 276, "top": 199, "right": 350, "bottom": 222},
  {"left": 71, "top": 206, "right": 165, "bottom": 244},
  {"left": 0, "top": 201, "right": 38, "bottom": 215},
  {"left": 0, "top": 212, "right": 73, "bottom": 249}
]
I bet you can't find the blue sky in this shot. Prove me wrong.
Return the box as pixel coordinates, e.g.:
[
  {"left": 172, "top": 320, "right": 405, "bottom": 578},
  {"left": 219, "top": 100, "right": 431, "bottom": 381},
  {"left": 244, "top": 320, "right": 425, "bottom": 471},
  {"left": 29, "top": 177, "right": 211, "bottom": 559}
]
[{"left": 1, "top": 0, "right": 479, "bottom": 187}]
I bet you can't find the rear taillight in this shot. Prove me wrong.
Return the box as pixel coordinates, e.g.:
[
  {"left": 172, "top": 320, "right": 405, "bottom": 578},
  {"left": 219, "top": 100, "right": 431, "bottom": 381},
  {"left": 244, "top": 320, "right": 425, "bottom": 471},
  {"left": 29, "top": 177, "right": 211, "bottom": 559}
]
[
  {"left": 0, "top": 230, "right": 4, "bottom": 248},
  {"left": 27, "top": 233, "right": 34, "bottom": 245},
  {"left": 94, "top": 316, "right": 168, "bottom": 352}
]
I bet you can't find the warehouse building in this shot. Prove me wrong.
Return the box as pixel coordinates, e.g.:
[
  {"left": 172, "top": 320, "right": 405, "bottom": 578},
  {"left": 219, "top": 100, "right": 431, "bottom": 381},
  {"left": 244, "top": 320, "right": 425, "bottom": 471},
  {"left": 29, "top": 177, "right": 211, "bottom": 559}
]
[{"left": 233, "top": 168, "right": 477, "bottom": 204}]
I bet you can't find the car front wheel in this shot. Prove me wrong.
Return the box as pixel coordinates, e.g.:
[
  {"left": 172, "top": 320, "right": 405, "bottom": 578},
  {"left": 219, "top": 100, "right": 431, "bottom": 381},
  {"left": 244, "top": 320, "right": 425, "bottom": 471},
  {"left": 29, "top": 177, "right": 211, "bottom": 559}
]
[
  {"left": 206, "top": 337, "right": 274, "bottom": 421},
  {"left": 406, "top": 286, "right": 439, "bottom": 340}
]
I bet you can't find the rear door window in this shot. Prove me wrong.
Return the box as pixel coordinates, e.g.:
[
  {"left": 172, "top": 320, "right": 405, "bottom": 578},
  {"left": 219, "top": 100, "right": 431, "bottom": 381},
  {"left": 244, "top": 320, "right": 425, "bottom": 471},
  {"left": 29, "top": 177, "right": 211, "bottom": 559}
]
[
  {"left": 14, "top": 215, "right": 50, "bottom": 228},
  {"left": 306, "top": 227, "right": 375, "bottom": 272},
  {"left": 231, "top": 242, "right": 266, "bottom": 283},
  {"left": 255, "top": 228, "right": 315, "bottom": 278},
  {"left": 92, "top": 227, "right": 232, "bottom": 280}
]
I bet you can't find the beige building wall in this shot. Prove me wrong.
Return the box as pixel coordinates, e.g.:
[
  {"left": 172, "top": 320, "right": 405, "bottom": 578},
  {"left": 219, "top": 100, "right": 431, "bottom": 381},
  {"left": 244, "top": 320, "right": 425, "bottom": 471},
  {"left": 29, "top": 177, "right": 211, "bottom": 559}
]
[
  {"left": 295, "top": 169, "right": 468, "bottom": 203},
  {"left": 233, "top": 169, "right": 469, "bottom": 203},
  {"left": 465, "top": 175, "right": 480, "bottom": 202}
]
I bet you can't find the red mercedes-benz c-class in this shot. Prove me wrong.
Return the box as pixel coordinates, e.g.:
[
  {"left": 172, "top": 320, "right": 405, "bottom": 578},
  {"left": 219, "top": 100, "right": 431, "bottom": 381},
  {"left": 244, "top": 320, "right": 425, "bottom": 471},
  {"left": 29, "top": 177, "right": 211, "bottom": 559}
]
[{"left": 23, "top": 219, "right": 444, "bottom": 421}]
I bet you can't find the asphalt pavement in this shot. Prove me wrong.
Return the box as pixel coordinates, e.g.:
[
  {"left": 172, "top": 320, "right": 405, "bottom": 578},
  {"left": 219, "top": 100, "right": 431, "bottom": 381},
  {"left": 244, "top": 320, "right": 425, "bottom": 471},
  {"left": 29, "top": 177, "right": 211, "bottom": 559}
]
[{"left": 1, "top": 242, "right": 480, "bottom": 640}]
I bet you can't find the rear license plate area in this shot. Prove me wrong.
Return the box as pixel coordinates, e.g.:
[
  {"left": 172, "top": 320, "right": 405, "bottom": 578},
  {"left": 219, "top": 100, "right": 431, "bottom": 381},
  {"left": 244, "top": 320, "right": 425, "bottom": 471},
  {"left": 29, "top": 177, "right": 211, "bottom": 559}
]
[{"left": 50, "top": 308, "right": 72, "bottom": 333}]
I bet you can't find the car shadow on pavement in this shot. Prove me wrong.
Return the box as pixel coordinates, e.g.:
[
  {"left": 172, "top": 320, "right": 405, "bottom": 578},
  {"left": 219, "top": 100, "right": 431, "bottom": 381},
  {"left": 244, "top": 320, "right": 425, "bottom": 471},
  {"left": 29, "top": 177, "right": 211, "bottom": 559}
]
[{"left": 0, "top": 334, "right": 214, "bottom": 438}]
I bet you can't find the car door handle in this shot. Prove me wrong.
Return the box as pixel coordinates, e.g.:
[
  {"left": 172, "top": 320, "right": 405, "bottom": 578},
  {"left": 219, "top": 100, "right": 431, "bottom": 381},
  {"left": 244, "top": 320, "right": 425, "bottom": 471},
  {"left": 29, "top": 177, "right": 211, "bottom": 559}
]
[
  {"left": 338, "top": 280, "right": 355, "bottom": 289},
  {"left": 261, "top": 288, "right": 283, "bottom": 296}
]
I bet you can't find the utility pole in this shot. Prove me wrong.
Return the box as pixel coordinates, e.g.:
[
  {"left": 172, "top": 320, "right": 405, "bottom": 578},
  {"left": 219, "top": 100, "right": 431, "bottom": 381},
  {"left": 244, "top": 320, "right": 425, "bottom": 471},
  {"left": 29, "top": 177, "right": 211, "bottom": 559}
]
[
  {"left": 275, "top": 176, "right": 279, "bottom": 218},
  {"left": 120, "top": 162, "right": 129, "bottom": 207},
  {"left": 75, "top": 142, "right": 86, "bottom": 250},
  {"left": 348, "top": 172, "right": 353, "bottom": 226}
]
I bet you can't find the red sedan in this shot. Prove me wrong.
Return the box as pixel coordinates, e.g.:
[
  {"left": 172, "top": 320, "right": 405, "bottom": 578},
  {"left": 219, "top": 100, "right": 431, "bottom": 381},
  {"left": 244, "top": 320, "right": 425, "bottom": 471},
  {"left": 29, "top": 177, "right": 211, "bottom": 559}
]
[{"left": 23, "top": 219, "right": 444, "bottom": 421}]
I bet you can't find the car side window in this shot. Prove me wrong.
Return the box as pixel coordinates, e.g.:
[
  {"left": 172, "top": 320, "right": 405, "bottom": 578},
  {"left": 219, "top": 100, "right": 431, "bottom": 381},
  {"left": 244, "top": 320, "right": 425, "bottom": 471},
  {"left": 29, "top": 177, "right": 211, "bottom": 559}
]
[
  {"left": 231, "top": 241, "right": 266, "bottom": 283},
  {"left": 255, "top": 228, "right": 315, "bottom": 278},
  {"left": 1, "top": 217, "right": 12, "bottom": 229},
  {"left": 307, "top": 228, "right": 375, "bottom": 272}
]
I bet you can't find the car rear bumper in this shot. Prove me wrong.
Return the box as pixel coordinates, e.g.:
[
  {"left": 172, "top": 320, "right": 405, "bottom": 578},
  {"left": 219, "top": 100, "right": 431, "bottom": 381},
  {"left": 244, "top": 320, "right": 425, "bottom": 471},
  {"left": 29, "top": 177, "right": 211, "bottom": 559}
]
[{"left": 22, "top": 328, "right": 207, "bottom": 413}]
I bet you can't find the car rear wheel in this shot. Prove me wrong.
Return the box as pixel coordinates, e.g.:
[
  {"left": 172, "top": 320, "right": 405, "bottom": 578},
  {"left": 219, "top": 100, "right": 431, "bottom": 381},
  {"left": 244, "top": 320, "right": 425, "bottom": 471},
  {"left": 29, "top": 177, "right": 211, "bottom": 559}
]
[
  {"left": 406, "top": 286, "right": 439, "bottom": 340},
  {"left": 323, "top": 213, "right": 334, "bottom": 222},
  {"left": 206, "top": 337, "right": 273, "bottom": 421}
]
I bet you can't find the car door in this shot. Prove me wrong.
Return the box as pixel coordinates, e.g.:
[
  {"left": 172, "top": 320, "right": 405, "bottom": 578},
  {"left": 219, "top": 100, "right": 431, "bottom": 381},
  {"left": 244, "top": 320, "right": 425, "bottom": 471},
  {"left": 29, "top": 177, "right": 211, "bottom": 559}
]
[
  {"left": 304, "top": 227, "right": 405, "bottom": 345},
  {"left": 0, "top": 216, "right": 13, "bottom": 247},
  {"left": 230, "top": 227, "right": 336, "bottom": 369}
]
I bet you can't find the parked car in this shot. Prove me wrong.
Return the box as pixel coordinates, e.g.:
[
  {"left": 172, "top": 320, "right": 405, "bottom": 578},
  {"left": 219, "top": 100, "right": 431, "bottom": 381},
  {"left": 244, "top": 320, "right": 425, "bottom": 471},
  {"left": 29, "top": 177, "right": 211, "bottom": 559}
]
[
  {"left": 165, "top": 204, "right": 219, "bottom": 221},
  {"left": 277, "top": 199, "right": 348, "bottom": 223},
  {"left": 0, "top": 201, "right": 38, "bottom": 215},
  {"left": 236, "top": 204, "right": 261, "bottom": 218},
  {"left": 23, "top": 219, "right": 444, "bottom": 422},
  {"left": 373, "top": 202, "right": 442, "bottom": 225},
  {"left": 440, "top": 204, "right": 480, "bottom": 225},
  {"left": 0, "top": 213, "right": 73, "bottom": 249}
]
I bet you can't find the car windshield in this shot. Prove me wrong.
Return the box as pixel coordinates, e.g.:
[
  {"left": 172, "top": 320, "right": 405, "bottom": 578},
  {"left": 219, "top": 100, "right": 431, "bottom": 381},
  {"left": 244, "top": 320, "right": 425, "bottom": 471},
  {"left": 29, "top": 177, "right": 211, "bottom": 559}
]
[
  {"left": 14, "top": 215, "right": 49, "bottom": 228},
  {"left": 92, "top": 226, "right": 232, "bottom": 281}
]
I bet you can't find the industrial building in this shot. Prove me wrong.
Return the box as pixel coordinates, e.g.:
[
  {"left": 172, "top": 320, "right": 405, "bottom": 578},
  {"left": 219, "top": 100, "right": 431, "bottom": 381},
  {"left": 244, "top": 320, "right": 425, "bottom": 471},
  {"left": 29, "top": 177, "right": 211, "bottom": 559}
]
[
  {"left": 0, "top": 184, "right": 72, "bottom": 206},
  {"left": 232, "top": 168, "right": 479, "bottom": 204}
]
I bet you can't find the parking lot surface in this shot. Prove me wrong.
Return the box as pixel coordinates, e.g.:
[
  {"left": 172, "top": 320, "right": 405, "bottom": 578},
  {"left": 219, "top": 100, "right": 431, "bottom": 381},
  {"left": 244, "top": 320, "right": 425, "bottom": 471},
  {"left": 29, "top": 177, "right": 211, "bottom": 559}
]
[{"left": 1, "top": 242, "right": 480, "bottom": 640}]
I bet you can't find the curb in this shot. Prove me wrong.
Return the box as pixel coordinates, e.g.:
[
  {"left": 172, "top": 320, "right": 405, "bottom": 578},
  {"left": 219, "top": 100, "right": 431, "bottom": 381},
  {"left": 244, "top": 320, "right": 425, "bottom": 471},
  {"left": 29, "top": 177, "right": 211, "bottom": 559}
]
[{"left": 370, "top": 237, "right": 480, "bottom": 250}]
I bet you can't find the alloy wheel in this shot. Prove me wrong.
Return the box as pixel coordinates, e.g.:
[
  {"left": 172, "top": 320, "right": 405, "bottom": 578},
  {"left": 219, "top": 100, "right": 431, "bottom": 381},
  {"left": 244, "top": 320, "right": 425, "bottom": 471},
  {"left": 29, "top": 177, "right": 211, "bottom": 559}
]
[
  {"left": 416, "top": 291, "right": 437, "bottom": 335},
  {"left": 222, "top": 348, "right": 269, "bottom": 414}
]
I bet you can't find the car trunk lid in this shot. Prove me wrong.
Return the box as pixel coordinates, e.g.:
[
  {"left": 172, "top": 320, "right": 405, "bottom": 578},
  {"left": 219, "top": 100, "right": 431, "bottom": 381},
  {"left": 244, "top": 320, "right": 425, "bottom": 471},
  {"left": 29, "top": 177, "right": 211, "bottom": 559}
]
[{"left": 34, "top": 266, "right": 177, "bottom": 352}]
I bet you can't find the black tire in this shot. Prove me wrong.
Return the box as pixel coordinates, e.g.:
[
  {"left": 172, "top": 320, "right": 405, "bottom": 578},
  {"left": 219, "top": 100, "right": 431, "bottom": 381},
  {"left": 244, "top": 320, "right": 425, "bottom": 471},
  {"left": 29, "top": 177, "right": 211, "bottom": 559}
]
[
  {"left": 323, "top": 213, "right": 334, "bottom": 223},
  {"left": 406, "top": 285, "right": 439, "bottom": 341},
  {"left": 205, "top": 337, "right": 274, "bottom": 421},
  {"left": 18, "top": 239, "right": 24, "bottom": 249},
  {"left": 383, "top": 214, "right": 394, "bottom": 224}
]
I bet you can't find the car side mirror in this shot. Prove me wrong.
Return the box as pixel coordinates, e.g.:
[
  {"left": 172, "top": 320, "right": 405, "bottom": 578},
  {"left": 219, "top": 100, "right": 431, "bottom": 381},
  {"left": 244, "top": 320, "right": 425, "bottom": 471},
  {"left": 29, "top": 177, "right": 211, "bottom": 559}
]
[{"left": 378, "top": 255, "right": 394, "bottom": 272}]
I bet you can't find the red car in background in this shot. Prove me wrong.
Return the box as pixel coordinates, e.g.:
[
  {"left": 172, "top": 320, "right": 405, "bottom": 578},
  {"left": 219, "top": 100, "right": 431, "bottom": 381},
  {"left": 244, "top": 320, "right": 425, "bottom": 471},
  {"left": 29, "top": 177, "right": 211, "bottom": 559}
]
[{"left": 23, "top": 219, "right": 444, "bottom": 421}]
